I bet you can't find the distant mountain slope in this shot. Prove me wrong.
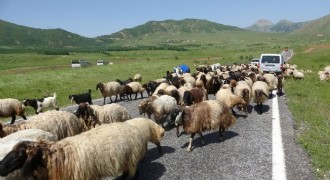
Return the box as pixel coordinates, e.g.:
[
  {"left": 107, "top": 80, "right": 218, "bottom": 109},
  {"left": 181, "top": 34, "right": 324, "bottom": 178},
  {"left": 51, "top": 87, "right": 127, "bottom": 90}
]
[
  {"left": 245, "top": 19, "right": 273, "bottom": 32},
  {"left": 245, "top": 19, "right": 305, "bottom": 33},
  {"left": 291, "top": 14, "right": 330, "bottom": 35},
  {"left": 0, "top": 19, "right": 109, "bottom": 50},
  {"left": 98, "top": 19, "right": 243, "bottom": 40}
]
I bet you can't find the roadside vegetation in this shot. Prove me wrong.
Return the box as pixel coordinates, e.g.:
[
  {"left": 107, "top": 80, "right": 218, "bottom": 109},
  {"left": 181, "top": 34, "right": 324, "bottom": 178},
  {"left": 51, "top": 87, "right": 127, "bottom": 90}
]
[{"left": 0, "top": 31, "right": 329, "bottom": 178}]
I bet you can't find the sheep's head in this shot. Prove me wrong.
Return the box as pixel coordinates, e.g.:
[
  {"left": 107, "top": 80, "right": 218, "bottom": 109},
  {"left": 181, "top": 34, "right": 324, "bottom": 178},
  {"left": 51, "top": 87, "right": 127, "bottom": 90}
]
[
  {"left": 0, "top": 123, "right": 5, "bottom": 138},
  {"left": 96, "top": 83, "right": 104, "bottom": 91},
  {"left": 174, "top": 109, "right": 184, "bottom": 127},
  {"left": 0, "top": 141, "right": 37, "bottom": 177}
]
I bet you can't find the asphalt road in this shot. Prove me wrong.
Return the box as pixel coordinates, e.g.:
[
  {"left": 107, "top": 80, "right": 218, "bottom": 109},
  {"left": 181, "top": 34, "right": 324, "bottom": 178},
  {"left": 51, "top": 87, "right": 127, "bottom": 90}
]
[{"left": 61, "top": 91, "right": 313, "bottom": 180}]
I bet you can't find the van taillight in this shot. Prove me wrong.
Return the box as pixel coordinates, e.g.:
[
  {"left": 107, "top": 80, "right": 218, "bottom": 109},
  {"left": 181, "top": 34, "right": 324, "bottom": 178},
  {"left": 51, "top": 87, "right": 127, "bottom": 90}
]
[{"left": 258, "top": 63, "right": 260, "bottom": 68}]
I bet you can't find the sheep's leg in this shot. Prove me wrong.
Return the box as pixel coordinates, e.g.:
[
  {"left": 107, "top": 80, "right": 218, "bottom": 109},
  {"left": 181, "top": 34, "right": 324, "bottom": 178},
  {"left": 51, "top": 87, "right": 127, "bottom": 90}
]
[
  {"left": 140, "top": 92, "right": 143, "bottom": 99},
  {"left": 21, "top": 115, "right": 27, "bottom": 120},
  {"left": 114, "top": 95, "right": 118, "bottom": 102},
  {"left": 155, "top": 141, "right": 162, "bottom": 152},
  {"left": 199, "top": 132, "right": 205, "bottom": 145},
  {"left": 259, "top": 103, "right": 263, "bottom": 114},
  {"left": 219, "top": 127, "right": 225, "bottom": 141},
  {"left": 103, "top": 97, "right": 107, "bottom": 105},
  {"left": 187, "top": 133, "right": 196, "bottom": 152},
  {"left": 10, "top": 115, "right": 16, "bottom": 124},
  {"left": 135, "top": 92, "right": 138, "bottom": 100},
  {"left": 176, "top": 126, "right": 180, "bottom": 137}
]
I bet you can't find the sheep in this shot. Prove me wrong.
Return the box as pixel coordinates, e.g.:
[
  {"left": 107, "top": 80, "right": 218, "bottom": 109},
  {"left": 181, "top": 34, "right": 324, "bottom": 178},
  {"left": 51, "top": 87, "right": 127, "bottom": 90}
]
[
  {"left": 96, "top": 81, "right": 121, "bottom": 105},
  {"left": 233, "top": 81, "right": 251, "bottom": 113},
  {"left": 143, "top": 81, "right": 159, "bottom": 96},
  {"left": 137, "top": 95, "right": 159, "bottom": 119},
  {"left": 23, "top": 92, "right": 59, "bottom": 114},
  {"left": 68, "top": 89, "right": 93, "bottom": 104},
  {"left": 127, "top": 81, "right": 145, "bottom": 100},
  {"left": 182, "top": 87, "right": 208, "bottom": 106},
  {"left": 172, "top": 100, "right": 236, "bottom": 152},
  {"left": 277, "top": 74, "right": 284, "bottom": 95},
  {"left": 262, "top": 73, "right": 278, "bottom": 90},
  {"left": 0, "top": 110, "right": 83, "bottom": 140},
  {"left": 319, "top": 71, "right": 330, "bottom": 81},
  {"left": 251, "top": 81, "right": 270, "bottom": 114},
  {"left": 177, "top": 85, "right": 193, "bottom": 105},
  {"left": 215, "top": 88, "right": 246, "bottom": 115},
  {"left": 148, "top": 95, "right": 177, "bottom": 127},
  {"left": 292, "top": 70, "right": 304, "bottom": 80},
  {"left": 133, "top": 73, "right": 142, "bottom": 82},
  {"left": 0, "top": 123, "right": 151, "bottom": 179},
  {"left": 75, "top": 103, "right": 131, "bottom": 129},
  {"left": 119, "top": 84, "right": 134, "bottom": 100},
  {"left": 0, "top": 129, "right": 56, "bottom": 180},
  {"left": 0, "top": 98, "right": 27, "bottom": 124},
  {"left": 152, "top": 82, "right": 169, "bottom": 95},
  {"left": 124, "top": 117, "right": 165, "bottom": 152}
]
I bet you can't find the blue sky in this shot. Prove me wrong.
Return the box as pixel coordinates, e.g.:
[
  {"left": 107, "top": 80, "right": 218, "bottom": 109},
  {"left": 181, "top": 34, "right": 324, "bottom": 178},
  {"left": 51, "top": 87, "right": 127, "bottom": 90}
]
[{"left": 0, "top": 0, "right": 329, "bottom": 38}]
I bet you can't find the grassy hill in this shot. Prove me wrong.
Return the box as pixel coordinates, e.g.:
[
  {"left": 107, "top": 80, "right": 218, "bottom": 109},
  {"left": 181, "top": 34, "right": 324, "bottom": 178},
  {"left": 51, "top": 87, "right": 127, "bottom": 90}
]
[
  {"left": 98, "top": 19, "right": 243, "bottom": 40},
  {"left": 0, "top": 19, "right": 110, "bottom": 53},
  {"left": 291, "top": 14, "right": 330, "bottom": 36}
]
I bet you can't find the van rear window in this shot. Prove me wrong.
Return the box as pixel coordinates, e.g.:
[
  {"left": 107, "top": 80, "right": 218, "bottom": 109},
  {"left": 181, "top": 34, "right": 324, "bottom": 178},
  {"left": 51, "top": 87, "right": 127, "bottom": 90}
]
[{"left": 261, "top": 56, "right": 280, "bottom": 63}]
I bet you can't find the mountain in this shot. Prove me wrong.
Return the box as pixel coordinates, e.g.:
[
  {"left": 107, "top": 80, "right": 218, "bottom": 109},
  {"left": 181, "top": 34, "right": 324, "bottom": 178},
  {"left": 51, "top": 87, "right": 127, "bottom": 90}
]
[
  {"left": 0, "top": 19, "right": 110, "bottom": 51},
  {"left": 291, "top": 14, "right": 330, "bottom": 36},
  {"left": 245, "top": 19, "right": 273, "bottom": 32},
  {"left": 98, "top": 19, "right": 243, "bottom": 40},
  {"left": 271, "top": 20, "right": 305, "bottom": 33}
]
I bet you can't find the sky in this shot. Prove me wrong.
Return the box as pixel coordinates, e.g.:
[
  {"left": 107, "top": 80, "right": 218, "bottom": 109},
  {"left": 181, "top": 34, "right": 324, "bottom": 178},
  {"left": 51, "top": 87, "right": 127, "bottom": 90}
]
[{"left": 0, "top": 0, "right": 330, "bottom": 38}]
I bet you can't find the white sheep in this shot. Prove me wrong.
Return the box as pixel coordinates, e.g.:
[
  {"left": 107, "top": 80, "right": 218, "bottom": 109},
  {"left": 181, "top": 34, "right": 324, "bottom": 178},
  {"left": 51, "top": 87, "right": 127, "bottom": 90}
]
[
  {"left": 0, "top": 110, "right": 83, "bottom": 140},
  {"left": 96, "top": 81, "right": 122, "bottom": 105},
  {"left": 75, "top": 103, "right": 131, "bottom": 129},
  {"left": 133, "top": 73, "right": 142, "bottom": 82},
  {"left": 23, "top": 93, "right": 59, "bottom": 114},
  {"left": 263, "top": 73, "right": 278, "bottom": 90},
  {"left": 0, "top": 122, "right": 157, "bottom": 179},
  {"left": 152, "top": 82, "right": 169, "bottom": 95},
  {"left": 216, "top": 88, "right": 246, "bottom": 114},
  {"left": 124, "top": 117, "right": 165, "bottom": 152},
  {"left": 292, "top": 70, "right": 304, "bottom": 80},
  {"left": 318, "top": 71, "right": 330, "bottom": 81},
  {"left": 0, "top": 98, "right": 27, "bottom": 124},
  {"left": 251, "top": 81, "right": 270, "bottom": 114},
  {"left": 137, "top": 95, "right": 159, "bottom": 119},
  {"left": 173, "top": 100, "right": 236, "bottom": 152},
  {"left": 149, "top": 95, "right": 177, "bottom": 127},
  {"left": 127, "top": 81, "right": 145, "bottom": 99},
  {"left": 234, "top": 81, "right": 251, "bottom": 113}
]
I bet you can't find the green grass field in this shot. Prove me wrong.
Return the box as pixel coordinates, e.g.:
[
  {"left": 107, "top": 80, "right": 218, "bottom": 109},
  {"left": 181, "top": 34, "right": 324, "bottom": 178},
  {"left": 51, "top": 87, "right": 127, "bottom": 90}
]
[{"left": 0, "top": 32, "right": 329, "bottom": 178}]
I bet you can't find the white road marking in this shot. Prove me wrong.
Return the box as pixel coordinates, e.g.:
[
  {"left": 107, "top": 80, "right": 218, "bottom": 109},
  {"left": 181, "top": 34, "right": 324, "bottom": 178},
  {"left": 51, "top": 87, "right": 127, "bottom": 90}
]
[{"left": 272, "top": 90, "right": 287, "bottom": 180}]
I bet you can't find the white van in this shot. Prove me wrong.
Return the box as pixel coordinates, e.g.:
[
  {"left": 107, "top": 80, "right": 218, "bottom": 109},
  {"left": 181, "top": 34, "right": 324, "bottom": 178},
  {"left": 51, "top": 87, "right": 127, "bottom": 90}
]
[{"left": 259, "top": 54, "right": 284, "bottom": 74}]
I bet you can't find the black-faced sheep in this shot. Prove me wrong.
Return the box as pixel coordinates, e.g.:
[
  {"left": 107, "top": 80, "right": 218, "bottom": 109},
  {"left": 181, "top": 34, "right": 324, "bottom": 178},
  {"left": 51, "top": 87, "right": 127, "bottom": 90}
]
[
  {"left": 0, "top": 110, "right": 82, "bottom": 140},
  {"left": 127, "top": 81, "right": 145, "bottom": 100},
  {"left": 96, "top": 82, "right": 121, "bottom": 105},
  {"left": 143, "top": 81, "right": 160, "bottom": 96},
  {"left": 68, "top": 89, "right": 93, "bottom": 104},
  {"left": 182, "top": 87, "right": 208, "bottom": 106},
  {"left": 172, "top": 100, "right": 236, "bottom": 152},
  {"left": 0, "top": 122, "right": 155, "bottom": 179},
  {"left": 251, "top": 81, "right": 270, "bottom": 114},
  {"left": 75, "top": 102, "right": 131, "bottom": 129},
  {"left": 0, "top": 129, "right": 56, "bottom": 180},
  {"left": 119, "top": 85, "right": 134, "bottom": 100},
  {"left": 0, "top": 98, "right": 27, "bottom": 124},
  {"left": 137, "top": 95, "right": 159, "bottom": 119},
  {"left": 23, "top": 92, "right": 59, "bottom": 114}
]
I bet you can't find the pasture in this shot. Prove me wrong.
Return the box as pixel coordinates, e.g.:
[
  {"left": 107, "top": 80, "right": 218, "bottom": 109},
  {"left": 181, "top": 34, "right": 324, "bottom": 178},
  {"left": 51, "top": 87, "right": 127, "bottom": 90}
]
[{"left": 0, "top": 32, "right": 329, "bottom": 178}]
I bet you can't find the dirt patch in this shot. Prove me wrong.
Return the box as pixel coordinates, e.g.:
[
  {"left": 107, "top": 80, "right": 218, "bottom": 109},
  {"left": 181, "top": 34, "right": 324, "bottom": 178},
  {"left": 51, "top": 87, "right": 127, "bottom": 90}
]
[{"left": 304, "top": 44, "right": 330, "bottom": 53}]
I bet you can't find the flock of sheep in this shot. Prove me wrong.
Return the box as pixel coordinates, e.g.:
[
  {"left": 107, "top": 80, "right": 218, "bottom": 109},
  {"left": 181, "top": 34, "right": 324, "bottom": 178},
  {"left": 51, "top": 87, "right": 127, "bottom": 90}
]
[{"left": 0, "top": 61, "right": 328, "bottom": 179}]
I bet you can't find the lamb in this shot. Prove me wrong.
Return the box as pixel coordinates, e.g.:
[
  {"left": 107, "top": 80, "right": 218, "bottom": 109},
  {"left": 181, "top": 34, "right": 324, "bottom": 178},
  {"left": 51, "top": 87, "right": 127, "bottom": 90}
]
[
  {"left": 96, "top": 81, "right": 121, "bottom": 105},
  {"left": 172, "top": 100, "right": 236, "bottom": 152},
  {"left": 0, "top": 110, "right": 83, "bottom": 140},
  {"left": 0, "top": 98, "right": 27, "bottom": 124},
  {"left": 23, "top": 92, "right": 59, "bottom": 114},
  {"left": 68, "top": 89, "right": 93, "bottom": 104},
  {"left": 74, "top": 102, "right": 131, "bottom": 129},
  {"left": 148, "top": 95, "right": 177, "bottom": 127},
  {"left": 0, "top": 129, "right": 56, "bottom": 180},
  {"left": 0, "top": 122, "right": 152, "bottom": 179},
  {"left": 133, "top": 73, "right": 142, "bottom": 82},
  {"left": 216, "top": 88, "right": 246, "bottom": 114},
  {"left": 251, "top": 81, "right": 270, "bottom": 114},
  {"left": 182, "top": 87, "right": 208, "bottom": 106},
  {"left": 233, "top": 81, "right": 251, "bottom": 113},
  {"left": 126, "top": 81, "right": 146, "bottom": 100},
  {"left": 124, "top": 117, "right": 165, "bottom": 152}
]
